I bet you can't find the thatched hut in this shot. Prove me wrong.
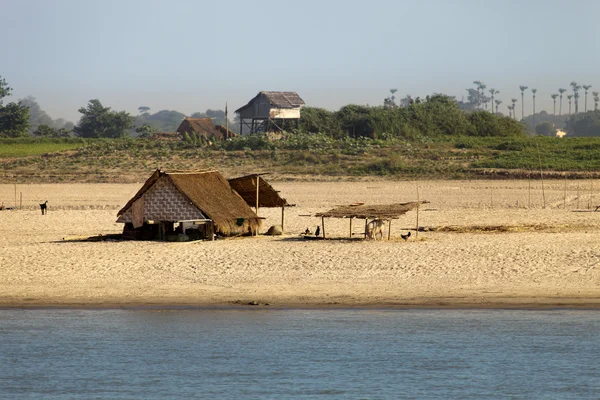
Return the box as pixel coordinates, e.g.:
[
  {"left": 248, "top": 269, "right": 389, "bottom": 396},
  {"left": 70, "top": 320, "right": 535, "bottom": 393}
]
[
  {"left": 117, "top": 169, "right": 261, "bottom": 240},
  {"left": 176, "top": 117, "right": 227, "bottom": 141},
  {"left": 228, "top": 174, "right": 290, "bottom": 231}
]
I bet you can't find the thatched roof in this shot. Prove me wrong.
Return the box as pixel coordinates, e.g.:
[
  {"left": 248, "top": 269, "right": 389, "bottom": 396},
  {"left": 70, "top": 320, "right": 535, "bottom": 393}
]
[
  {"left": 176, "top": 118, "right": 224, "bottom": 140},
  {"left": 315, "top": 202, "right": 428, "bottom": 219},
  {"left": 117, "top": 169, "right": 261, "bottom": 234},
  {"left": 235, "top": 91, "right": 305, "bottom": 113},
  {"left": 228, "top": 174, "right": 288, "bottom": 208}
]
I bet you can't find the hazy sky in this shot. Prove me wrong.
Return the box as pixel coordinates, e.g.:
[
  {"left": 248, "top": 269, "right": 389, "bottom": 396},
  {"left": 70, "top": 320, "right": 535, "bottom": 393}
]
[{"left": 2, "top": 0, "right": 600, "bottom": 122}]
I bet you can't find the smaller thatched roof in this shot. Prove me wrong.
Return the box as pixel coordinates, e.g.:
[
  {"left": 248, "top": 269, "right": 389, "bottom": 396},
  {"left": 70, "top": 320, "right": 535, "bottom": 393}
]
[
  {"left": 176, "top": 118, "right": 224, "bottom": 140},
  {"left": 315, "top": 202, "right": 428, "bottom": 220},
  {"left": 228, "top": 174, "right": 288, "bottom": 208}
]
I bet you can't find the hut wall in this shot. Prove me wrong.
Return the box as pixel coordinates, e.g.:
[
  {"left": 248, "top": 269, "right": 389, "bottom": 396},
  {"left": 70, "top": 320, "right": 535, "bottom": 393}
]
[
  {"left": 269, "top": 108, "right": 301, "bottom": 119},
  {"left": 117, "top": 177, "right": 205, "bottom": 223}
]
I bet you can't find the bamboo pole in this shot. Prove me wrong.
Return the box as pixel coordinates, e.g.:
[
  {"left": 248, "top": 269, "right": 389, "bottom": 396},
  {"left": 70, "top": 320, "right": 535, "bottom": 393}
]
[
  {"left": 563, "top": 173, "right": 567, "bottom": 209},
  {"left": 387, "top": 219, "right": 392, "bottom": 240},
  {"left": 281, "top": 206, "right": 285, "bottom": 233},
  {"left": 349, "top": 217, "right": 353, "bottom": 238},
  {"left": 364, "top": 219, "right": 368, "bottom": 239},
  {"left": 528, "top": 168, "right": 532, "bottom": 208},
  {"left": 14, "top": 184, "right": 17, "bottom": 209},
  {"left": 535, "top": 141, "right": 546, "bottom": 208},
  {"left": 19, "top": 192, "right": 22, "bottom": 210},
  {"left": 416, "top": 183, "right": 420, "bottom": 240},
  {"left": 255, "top": 177, "right": 260, "bottom": 235},
  {"left": 321, "top": 216, "right": 326, "bottom": 239}
]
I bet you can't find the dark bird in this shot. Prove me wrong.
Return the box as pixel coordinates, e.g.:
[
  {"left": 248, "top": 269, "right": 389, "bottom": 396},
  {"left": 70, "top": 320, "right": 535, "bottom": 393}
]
[
  {"left": 401, "top": 231, "right": 411, "bottom": 241},
  {"left": 40, "top": 200, "right": 48, "bottom": 215},
  {"left": 303, "top": 227, "right": 311, "bottom": 235},
  {"left": 315, "top": 225, "right": 321, "bottom": 237}
]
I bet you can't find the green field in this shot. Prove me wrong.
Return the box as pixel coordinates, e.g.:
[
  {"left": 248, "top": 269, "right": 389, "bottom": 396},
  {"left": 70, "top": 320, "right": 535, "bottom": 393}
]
[
  {"left": 2, "top": 136, "right": 600, "bottom": 183},
  {"left": 0, "top": 138, "right": 86, "bottom": 158}
]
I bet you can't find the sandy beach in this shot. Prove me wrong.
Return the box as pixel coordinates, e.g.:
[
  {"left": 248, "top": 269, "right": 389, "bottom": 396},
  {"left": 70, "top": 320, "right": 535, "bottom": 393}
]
[{"left": 1, "top": 179, "right": 600, "bottom": 308}]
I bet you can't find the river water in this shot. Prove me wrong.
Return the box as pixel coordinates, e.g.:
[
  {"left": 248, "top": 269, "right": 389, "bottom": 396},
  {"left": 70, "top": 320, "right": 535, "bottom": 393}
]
[{"left": 1, "top": 308, "right": 599, "bottom": 399}]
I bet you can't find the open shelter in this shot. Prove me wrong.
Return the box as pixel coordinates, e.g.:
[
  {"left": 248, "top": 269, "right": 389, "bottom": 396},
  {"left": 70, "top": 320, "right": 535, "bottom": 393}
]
[
  {"left": 315, "top": 202, "right": 428, "bottom": 240},
  {"left": 228, "top": 174, "right": 290, "bottom": 231}
]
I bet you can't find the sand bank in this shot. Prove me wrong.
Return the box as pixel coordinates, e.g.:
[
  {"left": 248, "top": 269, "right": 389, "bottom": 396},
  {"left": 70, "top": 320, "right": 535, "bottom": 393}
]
[{"left": 1, "top": 180, "right": 599, "bottom": 308}]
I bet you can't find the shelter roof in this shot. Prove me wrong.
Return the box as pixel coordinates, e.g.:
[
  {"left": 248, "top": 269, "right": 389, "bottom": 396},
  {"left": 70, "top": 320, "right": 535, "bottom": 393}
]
[
  {"left": 177, "top": 117, "right": 223, "bottom": 139},
  {"left": 315, "top": 202, "right": 428, "bottom": 220},
  {"left": 228, "top": 174, "right": 288, "bottom": 208},
  {"left": 235, "top": 91, "right": 305, "bottom": 113},
  {"left": 117, "top": 169, "right": 261, "bottom": 231}
]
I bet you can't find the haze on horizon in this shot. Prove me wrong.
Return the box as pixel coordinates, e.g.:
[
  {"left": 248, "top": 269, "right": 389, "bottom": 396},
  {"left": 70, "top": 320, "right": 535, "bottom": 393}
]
[{"left": 2, "top": 0, "right": 600, "bottom": 123}]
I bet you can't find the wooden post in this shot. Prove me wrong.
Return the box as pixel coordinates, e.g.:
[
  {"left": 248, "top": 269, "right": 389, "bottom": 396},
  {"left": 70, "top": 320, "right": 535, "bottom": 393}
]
[
  {"left": 255, "top": 177, "right": 260, "bottom": 214},
  {"left": 281, "top": 206, "right": 285, "bottom": 233},
  {"left": 388, "top": 219, "right": 392, "bottom": 240},
  {"left": 19, "top": 192, "right": 22, "bottom": 210},
  {"left": 14, "top": 184, "right": 17, "bottom": 209},
  {"left": 416, "top": 183, "right": 420, "bottom": 240},
  {"left": 364, "top": 219, "right": 368, "bottom": 239},
  {"left": 321, "top": 216, "right": 326, "bottom": 239},
  {"left": 528, "top": 169, "right": 532, "bottom": 208},
  {"left": 563, "top": 173, "right": 567, "bottom": 209},
  {"left": 209, "top": 221, "right": 215, "bottom": 241},
  {"left": 349, "top": 217, "right": 353, "bottom": 238}
]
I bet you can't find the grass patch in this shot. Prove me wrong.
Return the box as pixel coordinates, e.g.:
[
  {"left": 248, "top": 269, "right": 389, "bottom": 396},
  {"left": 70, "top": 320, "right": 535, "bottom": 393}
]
[{"left": 0, "top": 138, "right": 85, "bottom": 157}]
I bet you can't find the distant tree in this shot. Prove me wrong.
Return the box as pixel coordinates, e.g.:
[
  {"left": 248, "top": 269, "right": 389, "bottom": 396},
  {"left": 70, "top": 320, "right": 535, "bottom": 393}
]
[
  {"left": 134, "top": 109, "right": 186, "bottom": 132},
  {"left": 33, "top": 124, "right": 70, "bottom": 138},
  {"left": 0, "top": 102, "right": 30, "bottom": 137},
  {"left": 494, "top": 99, "right": 502, "bottom": 114},
  {"left": 535, "top": 121, "right": 556, "bottom": 136},
  {"left": 135, "top": 123, "right": 156, "bottom": 138},
  {"left": 558, "top": 88, "right": 567, "bottom": 115},
  {"left": 389, "top": 88, "right": 397, "bottom": 103},
  {"left": 73, "top": 99, "right": 134, "bottom": 138},
  {"left": 507, "top": 104, "right": 513, "bottom": 119},
  {"left": 551, "top": 94, "right": 559, "bottom": 115},
  {"left": 0, "top": 76, "right": 11, "bottom": 104},
  {"left": 565, "top": 111, "right": 600, "bottom": 136},
  {"left": 583, "top": 85, "right": 592, "bottom": 112},
  {"left": 531, "top": 90, "right": 539, "bottom": 129},
  {"left": 19, "top": 96, "right": 54, "bottom": 133},
  {"left": 489, "top": 88, "right": 498, "bottom": 113},
  {"left": 594, "top": 91, "right": 600, "bottom": 111},
  {"left": 519, "top": 85, "right": 528, "bottom": 119},
  {"left": 567, "top": 95, "right": 573, "bottom": 114},
  {"left": 511, "top": 98, "right": 518, "bottom": 120},
  {"left": 0, "top": 76, "right": 30, "bottom": 137},
  {"left": 570, "top": 81, "right": 581, "bottom": 113},
  {"left": 138, "top": 106, "right": 151, "bottom": 115},
  {"left": 478, "top": 82, "right": 487, "bottom": 110}
]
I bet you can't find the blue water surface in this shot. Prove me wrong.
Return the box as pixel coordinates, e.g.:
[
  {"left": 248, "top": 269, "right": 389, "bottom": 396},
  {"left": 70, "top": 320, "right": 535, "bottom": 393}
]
[{"left": 0, "top": 308, "right": 599, "bottom": 399}]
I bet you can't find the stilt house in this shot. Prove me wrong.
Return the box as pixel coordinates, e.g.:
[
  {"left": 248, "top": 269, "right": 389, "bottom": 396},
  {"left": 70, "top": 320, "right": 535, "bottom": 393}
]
[
  {"left": 117, "top": 169, "right": 261, "bottom": 240},
  {"left": 235, "top": 91, "right": 305, "bottom": 134}
]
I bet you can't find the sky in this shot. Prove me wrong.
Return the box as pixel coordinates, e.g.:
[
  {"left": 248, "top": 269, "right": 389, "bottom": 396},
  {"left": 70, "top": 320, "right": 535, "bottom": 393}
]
[{"left": 2, "top": 0, "right": 600, "bottom": 123}]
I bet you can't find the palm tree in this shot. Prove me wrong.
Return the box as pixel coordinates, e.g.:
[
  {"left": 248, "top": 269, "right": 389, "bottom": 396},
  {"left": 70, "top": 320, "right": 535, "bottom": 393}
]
[
  {"left": 570, "top": 81, "right": 581, "bottom": 113},
  {"left": 551, "top": 94, "right": 559, "bottom": 115},
  {"left": 558, "top": 88, "right": 567, "bottom": 115},
  {"left": 519, "top": 85, "right": 528, "bottom": 119},
  {"left": 390, "top": 88, "right": 398, "bottom": 103},
  {"left": 489, "top": 89, "right": 498, "bottom": 113},
  {"left": 583, "top": 85, "right": 592, "bottom": 112},
  {"left": 594, "top": 91, "right": 600, "bottom": 111},
  {"left": 507, "top": 105, "right": 513, "bottom": 118},
  {"left": 531, "top": 89, "right": 538, "bottom": 127},
  {"left": 473, "top": 81, "right": 483, "bottom": 109},
  {"left": 511, "top": 98, "right": 518, "bottom": 120},
  {"left": 495, "top": 99, "right": 502, "bottom": 114},
  {"left": 479, "top": 82, "right": 487, "bottom": 110},
  {"left": 567, "top": 94, "right": 573, "bottom": 114}
]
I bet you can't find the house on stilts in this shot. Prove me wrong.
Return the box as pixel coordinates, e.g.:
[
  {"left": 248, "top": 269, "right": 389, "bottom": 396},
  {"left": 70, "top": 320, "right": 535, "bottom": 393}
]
[{"left": 235, "top": 91, "right": 305, "bottom": 134}]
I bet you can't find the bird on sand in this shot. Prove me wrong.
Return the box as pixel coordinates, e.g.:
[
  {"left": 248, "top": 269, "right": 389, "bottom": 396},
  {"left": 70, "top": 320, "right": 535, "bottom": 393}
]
[
  {"left": 401, "top": 231, "right": 411, "bottom": 241},
  {"left": 315, "top": 225, "right": 321, "bottom": 237}
]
